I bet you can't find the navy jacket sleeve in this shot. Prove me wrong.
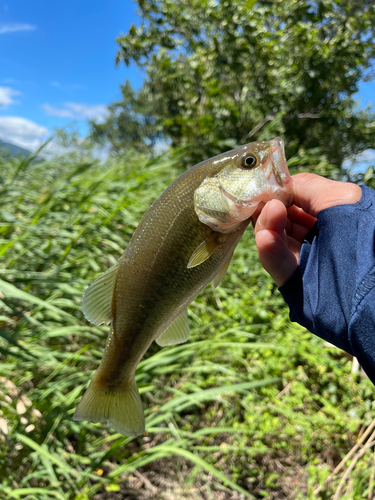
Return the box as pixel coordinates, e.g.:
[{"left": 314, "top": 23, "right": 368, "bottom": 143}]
[{"left": 279, "top": 185, "right": 375, "bottom": 384}]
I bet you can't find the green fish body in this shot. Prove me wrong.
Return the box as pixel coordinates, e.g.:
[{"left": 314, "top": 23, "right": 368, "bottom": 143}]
[{"left": 73, "top": 137, "right": 293, "bottom": 436}]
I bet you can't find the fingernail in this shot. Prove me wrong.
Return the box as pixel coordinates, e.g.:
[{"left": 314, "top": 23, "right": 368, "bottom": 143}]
[{"left": 258, "top": 202, "right": 269, "bottom": 228}]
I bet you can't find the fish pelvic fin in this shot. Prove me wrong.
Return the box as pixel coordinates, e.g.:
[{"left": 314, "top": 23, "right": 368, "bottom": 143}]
[
  {"left": 213, "top": 251, "right": 234, "bottom": 288},
  {"left": 73, "top": 376, "right": 145, "bottom": 437},
  {"left": 156, "top": 308, "right": 190, "bottom": 346}
]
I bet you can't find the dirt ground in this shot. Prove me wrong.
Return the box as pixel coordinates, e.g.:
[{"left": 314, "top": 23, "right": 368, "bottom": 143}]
[{"left": 92, "top": 456, "right": 309, "bottom": 500}]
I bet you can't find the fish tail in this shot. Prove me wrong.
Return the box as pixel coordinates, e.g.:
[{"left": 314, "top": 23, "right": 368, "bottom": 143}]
[{"left": 73, "top": 376, "right": 145, "bottom": 437}]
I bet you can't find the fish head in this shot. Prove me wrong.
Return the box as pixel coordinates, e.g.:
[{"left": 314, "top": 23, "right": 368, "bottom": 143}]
[{"left": 194, "top": 137, "right": 293, "bottom": 233}]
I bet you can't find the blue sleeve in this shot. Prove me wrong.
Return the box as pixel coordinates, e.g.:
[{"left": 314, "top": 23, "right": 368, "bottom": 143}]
[{"left": 279, "top": 185, "right": 375, "bottom": 384}]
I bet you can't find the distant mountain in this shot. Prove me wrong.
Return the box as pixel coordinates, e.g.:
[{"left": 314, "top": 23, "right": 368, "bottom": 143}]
[{"left": 0, "top": 139, "right": 30, "bottom": 157}]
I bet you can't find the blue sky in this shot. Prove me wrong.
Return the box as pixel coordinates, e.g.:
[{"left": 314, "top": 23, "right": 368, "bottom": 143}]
[
  {"left": 0, "top": 0, "right": 374, "bottom": 168},
  {"left": 0, "top": 0, "right": 143, "bottom": 150}
]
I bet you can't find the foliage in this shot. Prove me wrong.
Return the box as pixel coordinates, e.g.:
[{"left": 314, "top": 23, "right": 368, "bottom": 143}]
[
  {"left": 89, "top": 81, "right": 164, "bottom": 155},
  {"left": 0, "top": 149, "right": 374, "bottom": 499},
  {"left": 351, "top": 165, "right": 375, "bottom": 190},
  {"left": 89, "top": 0, "right": 375, "bottom": 167}
]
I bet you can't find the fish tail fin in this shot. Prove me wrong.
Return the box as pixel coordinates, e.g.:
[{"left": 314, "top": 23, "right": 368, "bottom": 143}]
[{"left": 73, "top": 376, "right": 145, "bottom": 437}]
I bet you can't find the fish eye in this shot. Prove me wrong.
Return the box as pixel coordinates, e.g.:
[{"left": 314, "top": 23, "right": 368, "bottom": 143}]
[{"left": 241, "top": 154, "right": 258, "bottom": 169}]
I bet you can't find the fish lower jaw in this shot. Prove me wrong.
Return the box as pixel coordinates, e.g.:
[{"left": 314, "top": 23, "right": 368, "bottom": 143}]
[
  {"left": 267, "top": 182, "right": 294, "bottom": 207},
  {"left": 196, "top": 204, "right": 257, "bottom": 234}
]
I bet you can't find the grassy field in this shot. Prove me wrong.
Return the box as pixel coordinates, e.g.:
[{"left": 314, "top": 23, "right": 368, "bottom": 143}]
[{"left": 0, "top": 148, "right": 374, "bottom": 499}]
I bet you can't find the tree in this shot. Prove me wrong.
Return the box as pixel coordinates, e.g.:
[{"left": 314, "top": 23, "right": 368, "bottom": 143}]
[
  {"left": 90, "top": 81, "right": 163, "bottom": 154},
  {"left": 95, "top": 0, "right": 375, "bottom": 167}
]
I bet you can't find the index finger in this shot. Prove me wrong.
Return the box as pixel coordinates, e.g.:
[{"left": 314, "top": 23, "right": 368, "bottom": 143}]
[
  {"left": 286, "top": 205, "right": 316, "bottom": 230},
  {"left": 292, "top": 173, "right": 362, "bottom": 217}
]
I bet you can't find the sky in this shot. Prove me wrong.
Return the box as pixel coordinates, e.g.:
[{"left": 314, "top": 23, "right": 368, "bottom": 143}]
[
  {"left": 0, "top": 0, "right": 374, "bottom": 169},
  {"left": 0, "top": 0, "right": 143, "bottom": 150}
]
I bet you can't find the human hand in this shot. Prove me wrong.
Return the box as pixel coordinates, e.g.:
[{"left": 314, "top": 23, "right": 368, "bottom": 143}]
[{"left": 252, "top": 173, "right": 362, "bottom": 287}]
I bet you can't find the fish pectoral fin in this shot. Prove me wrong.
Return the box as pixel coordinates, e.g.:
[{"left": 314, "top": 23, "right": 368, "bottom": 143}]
[
  {"left": 187, "top": 232, "right": 222, "bottom": 269},
  {"left": 213, "top": 252, "right": 234, "bottom": 288},
  {"left": 156, "top": 308, "right": 190, "bottom": 347},
  {"left": 81, "top": 261, "right": 120, "bottom": 326}
]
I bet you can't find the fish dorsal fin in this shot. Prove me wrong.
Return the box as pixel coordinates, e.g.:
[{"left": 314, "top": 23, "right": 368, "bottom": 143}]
[
  {"left": 187, "top": 232, "right": 222, "bottom": 269},
  {"left": 213, "top": 251, "right": 234, "bottom": 288},
  {"left": 81, "top": 262, "right": 120, "bottom": 325},
  {"left": 156, "top": 308, "right": 190, "bottom": 347}
]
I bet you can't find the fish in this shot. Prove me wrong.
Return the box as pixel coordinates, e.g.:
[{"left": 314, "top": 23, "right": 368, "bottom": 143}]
[{"left": 73, "top": 136, "right": 293, "bottom": 436}]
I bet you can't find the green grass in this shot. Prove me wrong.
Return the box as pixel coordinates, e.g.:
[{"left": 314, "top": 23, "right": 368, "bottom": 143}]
[{"left": 0, "top": 148, "right": 374, "bottom": 499}]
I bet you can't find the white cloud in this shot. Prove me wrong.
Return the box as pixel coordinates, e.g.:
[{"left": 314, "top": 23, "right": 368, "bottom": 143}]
[
  {"left": 0, "top": 23, "right": 37, "bottom": 34},
  {"left": 0, "top": 116, "right": 48, "bottom": 150},
  {"left": 0, "top": 86, "right": 21, "bottom": 107},
  {"left": 43, "top": 102, "right": 108, "bottom": 122}
]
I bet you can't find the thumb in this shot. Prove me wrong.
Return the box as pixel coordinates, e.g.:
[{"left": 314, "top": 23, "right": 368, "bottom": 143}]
[{"left": 254, "top": 200, "right": 299, "bottom": 287}]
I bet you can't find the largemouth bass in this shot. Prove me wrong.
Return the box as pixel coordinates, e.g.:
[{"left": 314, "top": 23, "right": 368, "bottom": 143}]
[{"left": 73, "top": 137, "right": 293, "bottom": 436}]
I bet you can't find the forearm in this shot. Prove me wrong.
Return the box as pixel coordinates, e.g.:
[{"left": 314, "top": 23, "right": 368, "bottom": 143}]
[{"left": 279, "top": 186, "right": 375, "bottom": 382}]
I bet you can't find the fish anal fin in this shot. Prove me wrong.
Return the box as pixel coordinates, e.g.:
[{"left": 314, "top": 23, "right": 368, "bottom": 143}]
[
  {"left": 187, "top": 232, "right": 223, "bottom": 269},
  {"left": 156, "top": 308, "right": 190, "bottom": 347},
  {"left": 81, "top": 261, "right": 120, "bottom": 326},
  {"left": 213, "top": 252, "right": 234, "bottom": 288},
  {"left": 73, "top": 376, "right": 145, "bottom": 437}
]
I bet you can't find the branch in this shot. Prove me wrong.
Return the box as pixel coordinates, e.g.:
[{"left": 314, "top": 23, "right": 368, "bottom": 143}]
[
  {"left": 333, "top": 437, "right": 375, "bottom": 500},
  {"left": 296, "top": 113, "right": 322, "bottom": 119},
  {"left": 314, "top": 419, "right": 375, "bottom": 496},
  {"left": 247, "top": 115, "right": 274, "bottom": 138},
  {"left": 246, "top": 112, "right": 322, "bottom": 140}
]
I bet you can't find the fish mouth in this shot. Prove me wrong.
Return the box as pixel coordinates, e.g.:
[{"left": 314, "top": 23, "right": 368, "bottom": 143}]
[
  {"left": 270, "top": 137, "right": 284, "bottom": 154},
  {"left": 219, "top": 137, "right": 292, "bottom": 210},
  {"left": 268, "top": 137, "right": 291, "bottom": 184}
]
